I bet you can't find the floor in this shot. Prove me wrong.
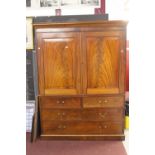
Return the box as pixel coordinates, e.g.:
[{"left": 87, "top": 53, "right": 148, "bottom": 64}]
[
  {"left": 27, "top": 133, "right": 127, "bottom": 155},
  {"left": 123, "top": 129, "right": 129, "bottom": 154}
]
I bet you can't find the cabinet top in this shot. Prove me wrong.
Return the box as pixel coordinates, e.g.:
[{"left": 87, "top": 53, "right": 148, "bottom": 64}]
[{"left": 33, "top": 20, "right": 128, "bottom": 29}]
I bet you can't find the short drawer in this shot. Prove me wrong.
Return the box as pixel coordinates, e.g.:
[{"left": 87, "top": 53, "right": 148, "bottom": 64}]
[
  {"left": 41, "top": 121, "right": 123, "bottom": 135},
  {"left": 83, "top": 96, "right": 124, "bottom": 108},
  {"left": 39, "top": 96, "right": 81, "bottom": 109}
]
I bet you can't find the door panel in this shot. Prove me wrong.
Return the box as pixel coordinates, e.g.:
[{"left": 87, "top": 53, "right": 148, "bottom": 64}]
[
  {"left": 83, "top": 32, "right": 122, "bottom": 94},
  {"left": 37, "top": 32, "right": 81, "bottom": 95}
]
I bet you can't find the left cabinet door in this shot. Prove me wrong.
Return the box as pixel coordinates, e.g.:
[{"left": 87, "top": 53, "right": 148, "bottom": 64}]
[{"left": 36, "top": 32, "right": 81, "bottom": 95}]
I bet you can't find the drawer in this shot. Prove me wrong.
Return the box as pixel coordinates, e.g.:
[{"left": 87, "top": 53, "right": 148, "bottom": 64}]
[
  {"left": 41, "top": 121, "right": 123, "bottom": 135},
  {"left": 39, "top": 96, "right": 81, "bottom": 109},
  {"left": 82, "top": 108, "right": 123, "bottom": 121},
  {"left": 40, "top": 108, "right": 123, "bottom": 122},
  {"left": 41, "top": 109, "right": 82, "bottom": 121},
  {"left": 83, "top": 96, "right": 124, "bottom": 108}
]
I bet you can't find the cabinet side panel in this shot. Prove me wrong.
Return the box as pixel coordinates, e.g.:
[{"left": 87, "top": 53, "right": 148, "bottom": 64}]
[{"left": 36, "top": 32, "right": 45, "bottom": 95}]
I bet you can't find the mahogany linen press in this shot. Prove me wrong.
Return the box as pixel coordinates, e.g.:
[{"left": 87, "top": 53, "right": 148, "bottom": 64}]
[{"left": 32, "top": 20, "right": 127, "bottom": 141}]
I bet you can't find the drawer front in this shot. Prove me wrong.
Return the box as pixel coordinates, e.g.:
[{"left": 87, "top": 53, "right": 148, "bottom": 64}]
[
  {"left": 41, "top": 108, "right": 123, "bottom": 122},
  {"left": 41, "top": 109, "right": 82, "bottom": 121},
  {"left": 39, "top": 96, "right": 81, "bottom": 109},
  {"left": 83, "top": 96, "right": 124, "bottom": 108},
  {"left": 41, "top": 121, "right": 123, "bottom": 135},
  {"left": 82, "top": 108, "right": 123, "bottom": 121}
]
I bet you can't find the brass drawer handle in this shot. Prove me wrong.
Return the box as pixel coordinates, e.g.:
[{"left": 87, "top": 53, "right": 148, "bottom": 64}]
[
  {"left": 98, "top": 100, "right": 108, "bottom": 104},
  {"left": 58, "top": 125, "right": 66, "bottom": 129},
  {"left": 99, "top": 112, "right": 106, "bottom": 118},
  {"left": 57, "top": 112, "right": 66, "bottom": 116},
  {"left": 99, "top": 125, "right": 107, "bottom": 129},
  {"left": 56, "top": 100, "right": 65, "bottom": 104}
]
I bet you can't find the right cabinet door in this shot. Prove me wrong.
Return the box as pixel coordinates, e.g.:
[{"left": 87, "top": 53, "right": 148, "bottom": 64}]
[{"left": 83, "top": 31, "right": 125, "bottom": 94}]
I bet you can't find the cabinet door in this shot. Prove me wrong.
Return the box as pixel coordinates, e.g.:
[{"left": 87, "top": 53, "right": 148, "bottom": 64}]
[
  {"left": 82, "top": 31, "right": 125, "bottom": 94},
  {"left": 36, "top": 32, "right": 81, "bottom": 95}
]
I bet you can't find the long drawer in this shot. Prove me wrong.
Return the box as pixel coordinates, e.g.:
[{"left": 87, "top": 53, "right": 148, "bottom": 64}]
[
  {"left": 83, "top": 96, "right": 124, "bottom": 108},
  {"left": 40, "top": 108, "right": 124, "bottom": 122},
  {"left": 41, "top": 121, "right": 123, "bottom": 135},
  {"left": 39, "top": 96, "right": 81, "bottom": 109}
]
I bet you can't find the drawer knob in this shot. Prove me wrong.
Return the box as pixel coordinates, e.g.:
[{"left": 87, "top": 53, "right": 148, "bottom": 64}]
[
  {"left": 62, "top": 112, "right": 66, "bottom": 116},
  {"left": 104, "top": 125, "right": 107, "bottom": 128},
  {"left": 63, "top": 125, "right": 66, "bottom": 129},
  {"left": 57, "top": 101, "right": 60, "bottom": 104},
  {"left": 62, "top": 101, "right": 65, "bottom": 104},
  {"left": 99, "top": 126, "right": 102, "bottom": 129},
  {"left": 58, "top": 125, "right": 62, "bottom": 129},
  {"left": 104, "top": 100, "right": 108, "bottom": 103},
  {"left": 98, "top": 100, "right": 102, "bottom": 103},
  {"left": 57, "top": 113, "right": 61, "bottom": 116}
]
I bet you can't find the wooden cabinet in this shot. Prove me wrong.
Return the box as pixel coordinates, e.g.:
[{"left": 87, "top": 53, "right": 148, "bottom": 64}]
[{"left": 33, "top": 20, "right": 127, "bottom": 140}]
